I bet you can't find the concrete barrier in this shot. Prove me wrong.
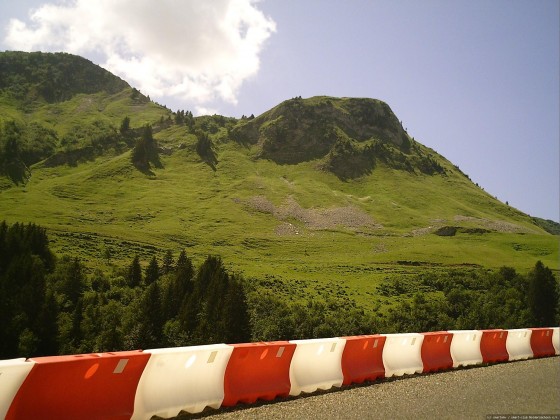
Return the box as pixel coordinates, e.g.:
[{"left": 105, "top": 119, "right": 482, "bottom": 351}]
[{"left": 289, "top": 338, "right": 346, "bottom": 395}]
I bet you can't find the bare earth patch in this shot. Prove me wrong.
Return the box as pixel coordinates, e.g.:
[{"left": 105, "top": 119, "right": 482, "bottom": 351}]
[
  {"left": 453, "top": 215, "right": 539, "bottom": 234},
  {"left": 274, "top": 222, "right": 301, "bottom": 236},
  {"left": 409, "top": 215, "right": 539, "bottom": 236},
  {"left": 410, "top": 226, "right": 437, "bottom": 236},
  {"left": 241, "top": 195, "right": 382, "bottom": 234}
]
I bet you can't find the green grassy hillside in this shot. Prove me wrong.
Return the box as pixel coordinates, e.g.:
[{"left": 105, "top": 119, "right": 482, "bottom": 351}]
[{"left": 0, "top": 52, "right": 557, "bottom": 313}]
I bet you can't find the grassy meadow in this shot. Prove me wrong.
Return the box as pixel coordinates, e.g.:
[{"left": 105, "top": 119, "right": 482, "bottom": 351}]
[{"left": 1, "top": 125, "right": 557, "bottom": 311}]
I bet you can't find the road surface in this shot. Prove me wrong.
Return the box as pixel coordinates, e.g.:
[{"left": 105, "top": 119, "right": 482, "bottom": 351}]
[{"left": 173, "top": 356, "right": 559, "bottom": 420}]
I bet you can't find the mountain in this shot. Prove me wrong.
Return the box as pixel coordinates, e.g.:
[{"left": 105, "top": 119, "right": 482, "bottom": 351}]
[
  {"left": 0, "top": 51, "right": 557, "bottom": 312},
  {"left": 0, "top": 51, "right": 129, "bottom": 104},
  {"left": 230, "top": 96, "right": 448, "bottom": 180}
]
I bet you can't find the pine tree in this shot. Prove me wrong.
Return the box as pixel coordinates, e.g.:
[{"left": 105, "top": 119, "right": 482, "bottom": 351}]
[
  {"left": 99, "top": 300, "right": 124, "bottom": 351},
  {"left": 131, "top": 137, "right": 148, "bottom": 170},
  {"left": 174, "top": 251, "right": 194, "bottom": 309},
  {"left": 185, "top": 255, "right": 246, "bottom": 343},
  {"left": 35, "top": 291, "right": 59, "bottom": 356},
  {"left": 162, "top": 250, "right": 194, "bottom": 322},
  {"left": 145, "top": 255, "right": 160, "bottom": 286},
  {"left": 136, "top": 282, "right": 163, "bottom": 348},
  {"left": 143, "top": 124, "right": 161, "bottom": 168},
  {"left": 119, "top": 116, "right": 130, "bottom": 135},
  {"left": 0, "top": 120, "right": 30, "bottom": 184},
  {"left": 195, "top": 132, "right": 218, "bottom": 170},
  {"left": 64, "top": 258, "right": 86, "bottom": 308},
  {"left": 131, "top": 125, "right": 160, "bottom": 171},
  {"left": 222, "top": 274, "right": 251, "bottom": 343},
  {"left": 162, "top": 250, "right": 174, "bottom": 275},
  {"left": 527, "top": 261, "right": 558, "bottom": 326},
  {"left": 127, "top": 255, "right": 142, "bottom": 288}
]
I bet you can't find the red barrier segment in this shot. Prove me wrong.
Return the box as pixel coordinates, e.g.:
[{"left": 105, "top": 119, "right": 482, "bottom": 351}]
[
  {"left": 223, "top": 341, "right": 296, "bottom": 406},
  {"left": 341, "top": 335, "right": 385, "bottom": 385},
  {"left": 6, "top": 351, "right": 150, "bottom": 420},
  {"left": 480, "top": 329, "right": 509, "bottom": 363},
  {"left": 529, "top": 328, "right": 555, "bottom": 358},
  {"left": 421, "top": 331, "right": 453, "bottom": 372}
]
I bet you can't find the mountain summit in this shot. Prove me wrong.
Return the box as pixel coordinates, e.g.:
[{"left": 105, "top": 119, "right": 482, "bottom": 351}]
[
  {"left": 232, "top": 96, "right": 409, "bottom": 160},
  {"left": 230, "top": 96, "right": 446, "bottom": 179}
]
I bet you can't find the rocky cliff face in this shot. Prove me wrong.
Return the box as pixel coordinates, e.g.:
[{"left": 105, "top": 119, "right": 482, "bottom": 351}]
[{"left": 231, "top": 96, "right": 410, "bottom": 165}]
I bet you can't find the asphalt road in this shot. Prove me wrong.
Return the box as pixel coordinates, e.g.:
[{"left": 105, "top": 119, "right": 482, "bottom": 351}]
[{"left": 174, "top": 356, "right": 560, "bottom": 420}]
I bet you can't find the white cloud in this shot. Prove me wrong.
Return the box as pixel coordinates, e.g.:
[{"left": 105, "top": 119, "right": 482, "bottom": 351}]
[
  {"left": 195, "top": 106, "right": 220, "bottom": 117},
  {"left": 4, "top": 0, "right": 276, "bottom": 106}
]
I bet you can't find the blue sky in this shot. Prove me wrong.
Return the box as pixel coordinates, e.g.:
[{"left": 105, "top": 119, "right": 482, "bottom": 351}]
[{"left": 1, "top": 0, "right": 558, "bottom": 222}]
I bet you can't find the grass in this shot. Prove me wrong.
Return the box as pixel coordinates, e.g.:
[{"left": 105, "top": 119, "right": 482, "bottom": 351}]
[
  {"left": 1, "top": 135, "right": 557, "bottom": 312},
  {"left": 1, "top": 90, "right": 557, "bottom": 313},
  {"left": 1, "top": 88, "right": 170, "bottom": 137}
]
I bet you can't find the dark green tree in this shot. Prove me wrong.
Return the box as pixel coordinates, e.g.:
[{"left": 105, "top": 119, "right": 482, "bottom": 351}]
[
  {"left": 0, "top": 120, "right": 30, "bottom": 184},
  {"left": 162, "top": 250, "right": 174, "bottom": 275},
  {"left": 1, "top": 253, "right": 47, "bottom": 357},
  {"left": 131, "top": 125, "right": 161, "bottom": 171},
  {"left": 99, "top": 300, "right": 124, "bottom": 351},
  {"left": 222, "top": 274, "right": 251, "bottom": 343},
  {"left": 131, "top": 136, "right": 148, "bottom": 170},
  {"left": 527, "top": 261, "right": 558, "bottom": 326},
  {"left": 162, "top": 250, "right": 194, "bottom": 322},
  {"left": 127, "top": 255, "right": 142, "bottom": 288},
  {"left": 135, "top": 282, "right": 163, "bottom": 348},
  {"left": 248, "top": 291, "right": 295, "bottom": 341},
  {"left": 35, "top": 290, "right": 60, "bottom": 356},
  {"left": 119, "top": 116, "right": 131, "bottom": 135},
  {"left": 0, "top": 222, "right": 58, "bottom": 358},
  {"left": 50, "top": 257, "right": 86, "bottom": 311},
  {"left": 174, "top": 110, "right": 184, "bottom": 125},
  {"left": 195, "top": 131, "right": 218, "bottom": 171},
  {"left": 69, "top": 297, "right": 84, "bottom": 351},
  {"left": 179, "top": 255, "right": 217, "bottom": 341},
  {"left": 145, "top": 255, "right": 160, "bottom": 286},
  {"left": 183, "top": 255, "right": 250, "bottom": 344}
]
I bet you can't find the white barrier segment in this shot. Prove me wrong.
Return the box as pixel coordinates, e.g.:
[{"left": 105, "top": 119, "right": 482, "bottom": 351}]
[
  {"left": 505, "top": 328, "right": 533, "bottom": 361},
  {"left": 381, "top": 333, "right": 424, "bottom": 377},
  {"left": 552, "top": 327, "right": 560, "bottom": 356},
  {"left": 131, "top": 344, "right": 233, "bottom": 419},
  {"left": 0, "top": 358, "right": 35, "bottom": 419},
  {"left": 289, "top": 338, "right": 346, "bottom": 396},
  {"left": 449, "top": 330, "right": 483, "bottom": 367}
]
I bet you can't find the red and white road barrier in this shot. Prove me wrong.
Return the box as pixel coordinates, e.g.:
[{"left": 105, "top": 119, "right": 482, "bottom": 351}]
[{"left": 1, "top": 326, "right": 558, "bottom": 419}]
